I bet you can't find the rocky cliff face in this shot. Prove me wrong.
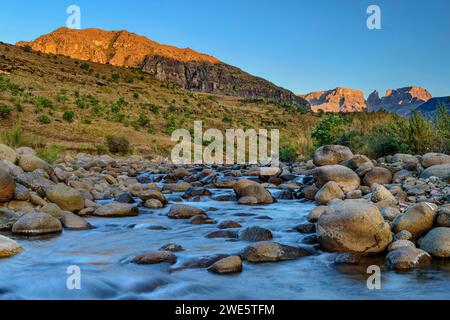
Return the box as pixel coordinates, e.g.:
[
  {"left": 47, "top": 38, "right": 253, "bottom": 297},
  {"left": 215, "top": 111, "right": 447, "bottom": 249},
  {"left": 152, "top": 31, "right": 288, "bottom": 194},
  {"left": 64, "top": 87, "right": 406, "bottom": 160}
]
[
  {"left": 367, "top": 86, "right": 432, "bottom": 116},
  {"left": 299, "top": 88, "right": 367, "bottom": 112},
  {"left": 17, "top": 27, "right": 308, "bottom": 108}
]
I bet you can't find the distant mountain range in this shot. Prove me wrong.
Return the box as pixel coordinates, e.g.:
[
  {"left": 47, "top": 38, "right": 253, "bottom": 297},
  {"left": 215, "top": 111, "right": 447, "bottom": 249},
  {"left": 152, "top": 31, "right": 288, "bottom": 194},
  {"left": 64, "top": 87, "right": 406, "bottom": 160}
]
[
  {"left": 300, "top": 86, "right": 448, "bottom": 118},
  {"left": 17, "top": 27, "right": 307, "bottom": 108}
]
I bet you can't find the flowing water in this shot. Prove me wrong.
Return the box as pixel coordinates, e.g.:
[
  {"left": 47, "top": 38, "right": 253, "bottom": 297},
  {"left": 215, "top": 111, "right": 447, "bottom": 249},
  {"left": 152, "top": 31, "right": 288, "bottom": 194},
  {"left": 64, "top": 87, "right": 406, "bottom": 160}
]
[{"left": 1, "top": 185, "right": 449, "bottom": 300}]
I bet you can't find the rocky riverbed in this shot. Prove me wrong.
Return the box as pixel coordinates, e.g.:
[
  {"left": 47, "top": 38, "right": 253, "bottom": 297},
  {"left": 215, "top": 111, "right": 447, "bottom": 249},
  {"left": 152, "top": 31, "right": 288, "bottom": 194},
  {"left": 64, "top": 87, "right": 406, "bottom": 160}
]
[{"left": 0, "top": 144, "right": 449, "bottom": 299}]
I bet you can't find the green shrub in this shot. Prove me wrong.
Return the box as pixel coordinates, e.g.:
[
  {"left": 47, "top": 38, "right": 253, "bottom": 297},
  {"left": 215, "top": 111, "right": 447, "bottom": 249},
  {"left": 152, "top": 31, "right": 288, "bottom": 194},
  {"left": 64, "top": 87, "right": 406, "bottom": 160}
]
[
  {"left": 105, "top": 135, "right": 131, "bottom": 154},
  {"left": 408, "top": 112, "right": 436, "bottom": 154},
  {"left": 0, "top": 104, "right": 12, "bottom": 119},
  {"left": 222, "top": 114, "right": 233, "bottom": 123},
  {"left": 311, "top": 115, "right": 348, "bottom": 148},
  {"left": 111, "top": 73, "right": 120, "bottom": 81},
  {"left": 147, "top": 104, "right": 160, "bottom": 114},
  {"left": 279, "top": 144, "right": 298, "bottom": 162},
  {"left": 63, "top": 110, "right": 75, "bottom": 122},
  {"left": 80, "top": 62, "right": 90, "bottom": 70},
  {"left": 136, "top": 114, "right": 149, "bottom": 127},
  {"left": 37, "top": 114, "right": 51, "bottom": 124},
  {"left": 34, "top": 96, "right": 53, "bottom": 109},
  {"left": 36, "top": 145, "right": 60, "bottom": 163},
  {"left": 82, "top": 118, "right": 92, "bottom": 125}
]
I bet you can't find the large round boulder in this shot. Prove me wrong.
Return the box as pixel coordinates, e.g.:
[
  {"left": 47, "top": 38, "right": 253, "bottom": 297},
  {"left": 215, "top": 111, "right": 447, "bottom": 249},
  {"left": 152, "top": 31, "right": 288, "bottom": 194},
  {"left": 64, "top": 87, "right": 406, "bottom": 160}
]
[
  {"left": 317, "top": 199, "right": 392, "bottom": 253},
  {"left": 314, "top": 181, "right": 344, "bottom": 205},
  {"left": 12, "top": 212, "right": 62, "bottom": 235},
  {"left": 93, "top": 202, "right": 138, "bottom": 217},
  {"left": 0, "top": 235, "right": 22, "bottom": 258},
  {"left": 46, "top": 183, "right": 85, "bottom": 212},
  {"left": 392, "top": 153, "right": 419, "bottom": 165},
  {"left": 313, "top": 145, "right": 354, "bottom": 166},
  {"left": 419, "top": 163, "right": 450, "bottom": 182},
  {"left": 208, "top": 256, "right": 243, "bottom": 274},
  {"left": 313, "top": 165, "right": 360, "bottom": 193},
  {"left": 233, "top": 179, "right": 274, "bottom": 204},
  {"left": 385, "top": 246, "right": 431, "bottom": 270},
  {"left": 168, "top": 204, "right": 205, "bottom": 219},
  {"left": 18, "top": 154, "right": 52, "bottom": 173},
  {"left": 393, "top": 202, "right": 437, "bottom": 238},
  {"left": 418, "top": 227, "right": 450, "bottom": 258},
  {"left": 0, "top": 168, "right": 15, "bottom": 203},
  {"left": 421, "top": 153, "right": 450, "bottom": 168},
  {"left": 363, "top": 167, "right": 393, "bottom": 186},
  {"left": 239, "top": 226, "right": 273, "bottom": 241},
  {"left": 0, "top": 144, "right": 17, "bottom": 163}
]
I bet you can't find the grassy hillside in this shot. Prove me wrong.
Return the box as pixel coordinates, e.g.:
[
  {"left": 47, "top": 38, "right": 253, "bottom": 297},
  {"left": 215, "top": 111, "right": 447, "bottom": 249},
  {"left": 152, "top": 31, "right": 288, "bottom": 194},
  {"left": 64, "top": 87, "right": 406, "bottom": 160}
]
[{"left": 0, "top": 42, "right": 415, "bottom": 161}]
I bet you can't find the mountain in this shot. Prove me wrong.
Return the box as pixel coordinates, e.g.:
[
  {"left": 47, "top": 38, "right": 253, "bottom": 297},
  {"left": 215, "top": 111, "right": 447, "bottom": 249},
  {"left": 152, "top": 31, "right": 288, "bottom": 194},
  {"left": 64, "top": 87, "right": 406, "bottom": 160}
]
[
  {"left": 299, "top": 88, "right": 367, "bottom": 112},
  {"left": 367, "top": 86, "right": 432, "bottom": 116},
  {"left": 17, "top": 27, "right": 307, "bottom": 108},
  {"left": 415, "top": 96, "right": 450, "bottom": 119}
]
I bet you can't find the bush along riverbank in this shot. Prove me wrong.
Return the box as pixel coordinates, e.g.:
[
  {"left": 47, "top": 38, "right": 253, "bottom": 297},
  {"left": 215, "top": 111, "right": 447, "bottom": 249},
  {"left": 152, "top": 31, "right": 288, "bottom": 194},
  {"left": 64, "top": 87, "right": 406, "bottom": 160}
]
[{"left": 0, "top": 143, "right": 449, "bottom": 274}]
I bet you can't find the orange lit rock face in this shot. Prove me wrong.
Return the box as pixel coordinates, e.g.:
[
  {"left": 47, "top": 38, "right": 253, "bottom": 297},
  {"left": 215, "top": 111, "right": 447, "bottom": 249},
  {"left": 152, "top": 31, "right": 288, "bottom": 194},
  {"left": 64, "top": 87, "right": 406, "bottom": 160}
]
[
  {"left": 367, "top": 86, "right": 432, "bottom": 116},
  {"left": 300, "top": 88, "right": 367, "bottom": 112},
  {"left": 17, "top": 27, "right": 220, "bottom": 66}
]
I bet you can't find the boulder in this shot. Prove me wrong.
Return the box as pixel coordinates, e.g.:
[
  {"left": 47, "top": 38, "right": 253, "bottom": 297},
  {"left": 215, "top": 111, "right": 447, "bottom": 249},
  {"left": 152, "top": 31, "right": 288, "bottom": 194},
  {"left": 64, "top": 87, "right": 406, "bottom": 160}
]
[
  {"left": 46, "top": 183, "right": 84, "bottom": 212},
  {"left": 355, "top": 161, "right": 375, "bottom": 177},
  {"left": 115, "top": 192, "right": 135, "bottom": 203},
  {"left": 313, "top": 145, "right": 353, "bottom": 166},
  {"left": 363, "top": 167, "right": 392, "bottom": 186},
  {"left": 144, "top": 199, "right": 164, "bottom": 209},
  {"left": 347, "top": 155, "right": 371, "bottom": 170},
  {"left": 94, "top": 202, "right": 138, "bottom": 217},
  {"left": 393, "top": 202, "right": 437, "bottom": 238},
  {"left": 419, "top": 163, "right": 450, "bottom": 182},
  {"left": 303, "top": 184, "right": 319, "bottom": 200},
  {"left": 421, "top": 153, "right": 450, "bottom": 168},
  {"left": 385, "top": 247, "right": 431, "bottom": 270},
  {"left": 14, "top": 183, "right": 30, "bottom": 201},
  {"left": 0, "top": 160, "right": 23, "bottom": 176},
  {"left": 0, "top": 168, "right": 15, "bottom": 202},
  {"left": 137, "top": 190, "right": 167, "bottom": 204},
  {"left": 316, "top": 199, "right": 392, "bottom": 253},
  {"left": 392, "top": 153, "right": 419, "bottom": 165},
  {"left": 0, "top": 144, "right": 17, "bottom": 163},
  {"left": 307, "top": 206, "right": 327, "bottom": 222},
  {"left": 18, "top": 154, "right": 51, "bottom": 173},
  {"left": 394, "top": 230, "right": 413, "bottom": 241},
  {"left": 233, "top": 180, "right": 274, "bottom": 204},
  {"left": 208, "top": 255, "right": 243, "bottom": 274},
  {"left": 159, "top": 243, "right": 184, "bottom": 252},
  {"left": 380, "top": 207, "right": 401, "bottom": 221},
  {"left": 16, "top": 171, "right": 55, "bottom": 197},
  {"left": 419, "top": 227, "right": 450, "bottom": 258},
  {"left": 314, "top": 181, "right": 344, "bottom": 205},
  {"left": 218, "top": 220, "right": 242, "bottom": 229},
  {"left": 0, "top": 235, "right": 22, "bottom": 258},
  {"left": 0, "top": 208, "right": 19, "bottom": 231},
  {"left": 387, "top": 240, "right": 415, "bottom": 251},
  {"left": 39, "top": 203, "right": 64, "bottom": 218},
  {"left": 239, "top": 226, "right": 273, "bottom": 241},
  {"left": 370, "top": 183, "right": 394, "bottom": 203},
  {"left": 436, "top": 208, "right": 450, "bottom": 227},
  {"left": 168, "top": 204, "right": 205, "bottom": 219},
  {"left": 61, "top": 212, "right": 92, "bottom": 230},
  {"left": 313, "top": 165, "right": 360, "bottom": 193},
  {"left": 132, "top": 251, "right": 177, "bottom": 264},
  {"left": 12, "top": 212, "right": 62, "bottom": 235},
  {"left": 241, "top": 241, "right": 310, "bottom": 262}
]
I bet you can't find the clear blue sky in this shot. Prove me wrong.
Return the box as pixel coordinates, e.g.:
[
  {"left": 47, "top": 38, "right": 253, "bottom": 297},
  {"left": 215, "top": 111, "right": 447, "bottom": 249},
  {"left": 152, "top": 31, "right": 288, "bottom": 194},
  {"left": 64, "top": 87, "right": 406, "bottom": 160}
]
[{"left": 0, "top": 0, "right": 449, "bottom": 97}]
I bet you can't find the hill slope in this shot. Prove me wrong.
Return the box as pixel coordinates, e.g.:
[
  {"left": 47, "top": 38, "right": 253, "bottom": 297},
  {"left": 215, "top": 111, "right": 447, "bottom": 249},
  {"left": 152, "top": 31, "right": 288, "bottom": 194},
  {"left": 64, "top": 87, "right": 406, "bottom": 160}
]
[
  {"left": 0, "top": 41, "right": 321, "bottom": 156},
  {"left": 17, "top": 28, "right": 307, "bottom": 108}
]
